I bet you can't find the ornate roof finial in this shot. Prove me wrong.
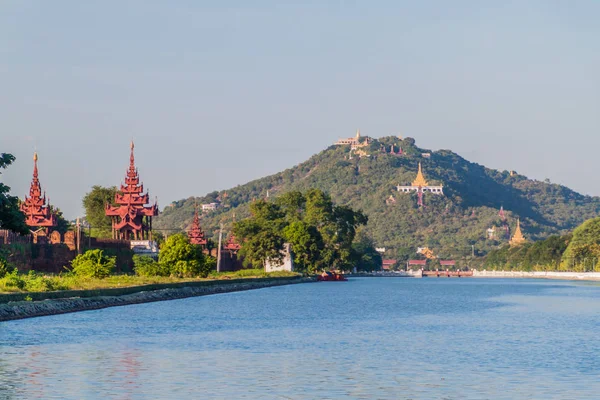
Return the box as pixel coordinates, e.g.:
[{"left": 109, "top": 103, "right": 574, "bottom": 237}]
[
  {"left": 411, "top": 162, "right": 429, "bottom": 187},
  {"left": 356, "top": 129, "right": 360, "bottom": 139}
]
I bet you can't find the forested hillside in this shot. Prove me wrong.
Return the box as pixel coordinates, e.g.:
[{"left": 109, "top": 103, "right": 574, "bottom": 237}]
[{"left": 155, "top": 137, "right": 600, "bottom": 261}]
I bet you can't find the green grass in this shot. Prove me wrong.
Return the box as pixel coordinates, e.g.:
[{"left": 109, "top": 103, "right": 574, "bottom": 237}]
[{"left": 0, "top": 269, "right": 300, "bottom": 293}]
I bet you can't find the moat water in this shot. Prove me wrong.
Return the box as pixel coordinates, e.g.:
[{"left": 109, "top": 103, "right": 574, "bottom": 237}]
[{"left": 1, "top": 278, "right": 600, "bottom": 399}]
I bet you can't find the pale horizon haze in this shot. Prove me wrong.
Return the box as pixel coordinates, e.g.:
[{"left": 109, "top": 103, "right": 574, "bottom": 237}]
[{"left": 1, "top": 1, "right": 599, "bottom": 219}]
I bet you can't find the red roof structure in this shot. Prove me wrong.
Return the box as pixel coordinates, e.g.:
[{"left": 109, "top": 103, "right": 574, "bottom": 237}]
[
  {"left": 382, "top": 259, "right": 396, "bottom": 270},
  {"left": 408, "top": 259, "right": 427, "bottom": 267},
  {"left": 187, "top": 205, "right": 207, "bottom": 246},
  {"left": 440, "top": 260, "right": 456, "bottom": 267},
  {"left": 223, "top": 234, "right": 241, "bottom": 251},
  {"left": 105, "top": 142, "right": 158, "bottom": 240},
  {"left": 20, "top": 153, "right": 57, "bottom": 231}
]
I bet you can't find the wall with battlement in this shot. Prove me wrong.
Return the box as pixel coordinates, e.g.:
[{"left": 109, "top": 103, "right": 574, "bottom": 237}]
[{"left": 0, "top": 233, "right": 134, "bottom": 274}]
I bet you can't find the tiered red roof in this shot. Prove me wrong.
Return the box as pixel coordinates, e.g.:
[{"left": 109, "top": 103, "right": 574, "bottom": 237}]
[
  {"left": 187, "top": 206, "right": 207, "bottom": 246},
  {"left": 223, "top": 234, "right": 241, "bottom": 251},
  {"left": 105, "top": 142, "right": 158, "bottom": 240},
  {"left": 20, "top": 153, "right": 57, "bottom": 230}
]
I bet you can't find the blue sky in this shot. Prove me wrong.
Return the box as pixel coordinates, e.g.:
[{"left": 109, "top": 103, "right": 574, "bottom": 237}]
[{"left": 1, "top": 1, "right": 599, "bottom": 219}]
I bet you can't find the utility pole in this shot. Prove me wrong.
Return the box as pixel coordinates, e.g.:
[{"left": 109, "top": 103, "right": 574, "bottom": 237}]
[
  {"left": 76, "top": 217, "right": 81, "bottom": 254},
  {"left": 216, "top": 223, "right": 223, "bottom": 273}
]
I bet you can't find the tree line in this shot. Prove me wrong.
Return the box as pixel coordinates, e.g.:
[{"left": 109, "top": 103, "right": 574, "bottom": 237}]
[{"left": 233, "top": 189, "right": 382, "bottom": 274}]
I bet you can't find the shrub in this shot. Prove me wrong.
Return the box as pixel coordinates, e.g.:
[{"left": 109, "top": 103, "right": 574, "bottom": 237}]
[
  {"left": 24, "top": 271, "right": 62, "bottom": 292},
  {"left": 71, "top": 249, "right": 116, "bottom": 278},
  {"left": 133, "top": 255, "right": 169, "bottom": 277},
  {"left": 159, "top": 234, "right": 208, "bottom": 278},
  {"left": 4, "top": 269, "right": 26, "bottom": 290}
]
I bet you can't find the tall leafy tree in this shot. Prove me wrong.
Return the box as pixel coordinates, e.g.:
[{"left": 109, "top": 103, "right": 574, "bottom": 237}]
[
  {"left": 233, "top": 189, "right": 368, "bottom": 273},
  {"left": 0, "top": 153, "right": 28, "bottom": 234},
  {"left": 82, "top": 185, "right": 117, "bottom": 237},
  {"left": 234, "top": 200, "right": 286, "bottom": 268}
]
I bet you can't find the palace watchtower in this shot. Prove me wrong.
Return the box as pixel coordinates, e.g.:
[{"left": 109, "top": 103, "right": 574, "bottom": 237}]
[{"left": 105, "top": 142, "right": 158, "bottom": 240}]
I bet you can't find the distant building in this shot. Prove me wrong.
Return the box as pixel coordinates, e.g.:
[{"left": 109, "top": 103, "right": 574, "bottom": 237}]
[
  {"left": 265, "top": 243, "right": 294, "bottom": 272},
  {"left": 105, "top": 141, "right": 159, "bottom": 240},
  {"left": 20, "top": 152, "right": 57, "bottom": 236},
  {"left": 130, "top": 240, "right": 159, "bottom": 256},
  {"left": 334, "top": 129, "right": 372, "bottom": 150},
  {"left": 439, "top": 260, "right": 456, "bottom": 268},
  {"left": 375, "top": 247, "right": 386, "bottom": 254},
  {"left": 201, "top": 202, "right": 219, "bottom": 212},
  {"left": 187, "top": 206, "right": 207, "bottom": 246},
  {"left": 397, "top": 163, "right": 444, "bottom": 207},
  {"left": 421, "top": 153, "right": 431, "bottom": 158},
  {"left": 407, "top": 259, "right": 427, "bottom": 269},
  {"left": 382, "top": 259, "right": 396, "bottom": 270}
]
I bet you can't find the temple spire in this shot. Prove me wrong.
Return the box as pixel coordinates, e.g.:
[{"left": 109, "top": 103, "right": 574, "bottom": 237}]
[
  {"left": 129, "top": 140, "right": 135, "bottom": 169},
  {"left": 21, "top": 151, "right": 57, "bottom": 231},
  {"left": 356, "top": 129, "right": 360, "bottom": 139},
  {"left": 105, "top": 142, "right": 158, "bottom": 240},
  {"left": 411, "top": 163, "right": 429, "bottom": 187},
  {"left": 509, "top": 219, "right": 526, "bottom": 246}
]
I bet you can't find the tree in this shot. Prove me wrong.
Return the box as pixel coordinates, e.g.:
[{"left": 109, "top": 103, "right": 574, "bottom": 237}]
[
  {"left": 352, "top": 231, "right": 383, "bottom": 272},
  {"left": 158, "top": 234, "right": 210, "bottom": 277},
  {"left": 233, "top": 189, "right": 368, "bottom": 272},
  {"left": 0, "top": 153, "right": 28, "bottom": 234},
  {"left": 283, "top": 221, "right": 324, "bottom": 274},
  {"left": 82, "top": 186, "right": 117, "bottom": 237}
]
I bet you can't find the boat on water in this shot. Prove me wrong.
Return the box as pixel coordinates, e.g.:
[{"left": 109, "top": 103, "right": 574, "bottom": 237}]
[{"left": 317, "top": 271, "right": 348, "bottom": 281}]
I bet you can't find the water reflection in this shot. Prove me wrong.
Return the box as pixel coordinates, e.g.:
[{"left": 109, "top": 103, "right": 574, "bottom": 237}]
[{"left": 1, "top": 278, "right": 599, "bottom": 399}]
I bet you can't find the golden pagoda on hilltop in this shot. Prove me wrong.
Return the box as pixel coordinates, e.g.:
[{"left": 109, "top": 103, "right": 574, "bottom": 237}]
[
  {"left": 509, "top": 219, "right": 526, "bottom": 246},
  {"left": 411, "top": 163, "right": 429, "bottom": 187}
]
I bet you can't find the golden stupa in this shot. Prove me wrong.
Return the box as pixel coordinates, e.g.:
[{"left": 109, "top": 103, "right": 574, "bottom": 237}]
[
  {"left": 509, "top": 219, "right": 526, "bottom": 246},
  {"left": 411, "top": 163, "right": 429, "bottom": 187}
]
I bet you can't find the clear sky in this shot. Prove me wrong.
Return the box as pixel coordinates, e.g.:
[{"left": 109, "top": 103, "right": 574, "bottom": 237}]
[{"left": 1, "top": 1, "right": 599, "bottom": 219}]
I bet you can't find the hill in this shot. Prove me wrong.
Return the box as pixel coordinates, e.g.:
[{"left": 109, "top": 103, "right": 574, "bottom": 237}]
[{"left": 155, "top": 136, "right": 600, "bottom": 261}]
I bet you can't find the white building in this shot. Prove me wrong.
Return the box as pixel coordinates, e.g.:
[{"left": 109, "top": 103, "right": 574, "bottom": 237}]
[{"left": 265, "top": 243, "right": 294, "bottom": 272}]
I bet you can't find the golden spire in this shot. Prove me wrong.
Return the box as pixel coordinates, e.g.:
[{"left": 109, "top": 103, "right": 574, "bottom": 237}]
[
  {"left": 509, "top": 219, "right": 526, "bottom": 246},
  {"left": 356, "top": 129, "right": 360, "bottom": 139},
  {"left": 33, "top": 152, "right": 38, "bottom": 162},
  {"left": 411, "top": 162, "right": 429, "bottom": 187},
  {"left": 130, "top": 140, "right": 135, "bottom": 150}
]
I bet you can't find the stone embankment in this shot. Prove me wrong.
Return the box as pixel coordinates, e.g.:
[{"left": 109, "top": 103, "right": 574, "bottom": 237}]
[
  {"left": 472, "top": 270, "right": 600, "bottom": 281},
  {"left": 0, "top": 276, "right": 315, "bottom": 322}
]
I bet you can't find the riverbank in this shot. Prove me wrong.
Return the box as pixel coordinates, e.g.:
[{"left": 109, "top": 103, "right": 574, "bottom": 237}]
[
  {"left": 0, "top": 276, "right": 315, "bottom": 322},
  {"left": 472, "top": 270, "right": 600, "bottom": 281}
]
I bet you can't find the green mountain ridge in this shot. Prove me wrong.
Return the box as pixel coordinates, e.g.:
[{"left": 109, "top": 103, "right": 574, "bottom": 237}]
[{"left": 155, "top": 137, "right": 600, "bottom": 260}]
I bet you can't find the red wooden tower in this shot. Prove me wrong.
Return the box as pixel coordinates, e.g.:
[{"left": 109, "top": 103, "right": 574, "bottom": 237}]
[
  {"left": 105, "top": 142, "right": 158, "bottom": 240},
  {"left": 187, "top": 205, "right": 207, "bottom": 246},
  {"left": 20, "top": 152, "right": 57, "bottom": 231}
]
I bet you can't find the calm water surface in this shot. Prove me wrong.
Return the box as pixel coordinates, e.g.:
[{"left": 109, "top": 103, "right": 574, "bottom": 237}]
[{"left": 1, "top": 278, "right": 600, "bottom": 399}]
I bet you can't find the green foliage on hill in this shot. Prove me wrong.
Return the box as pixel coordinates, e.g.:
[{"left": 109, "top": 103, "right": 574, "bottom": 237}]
[{"left": 155, "top": 137, "right": 600, "bottom": 262}]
